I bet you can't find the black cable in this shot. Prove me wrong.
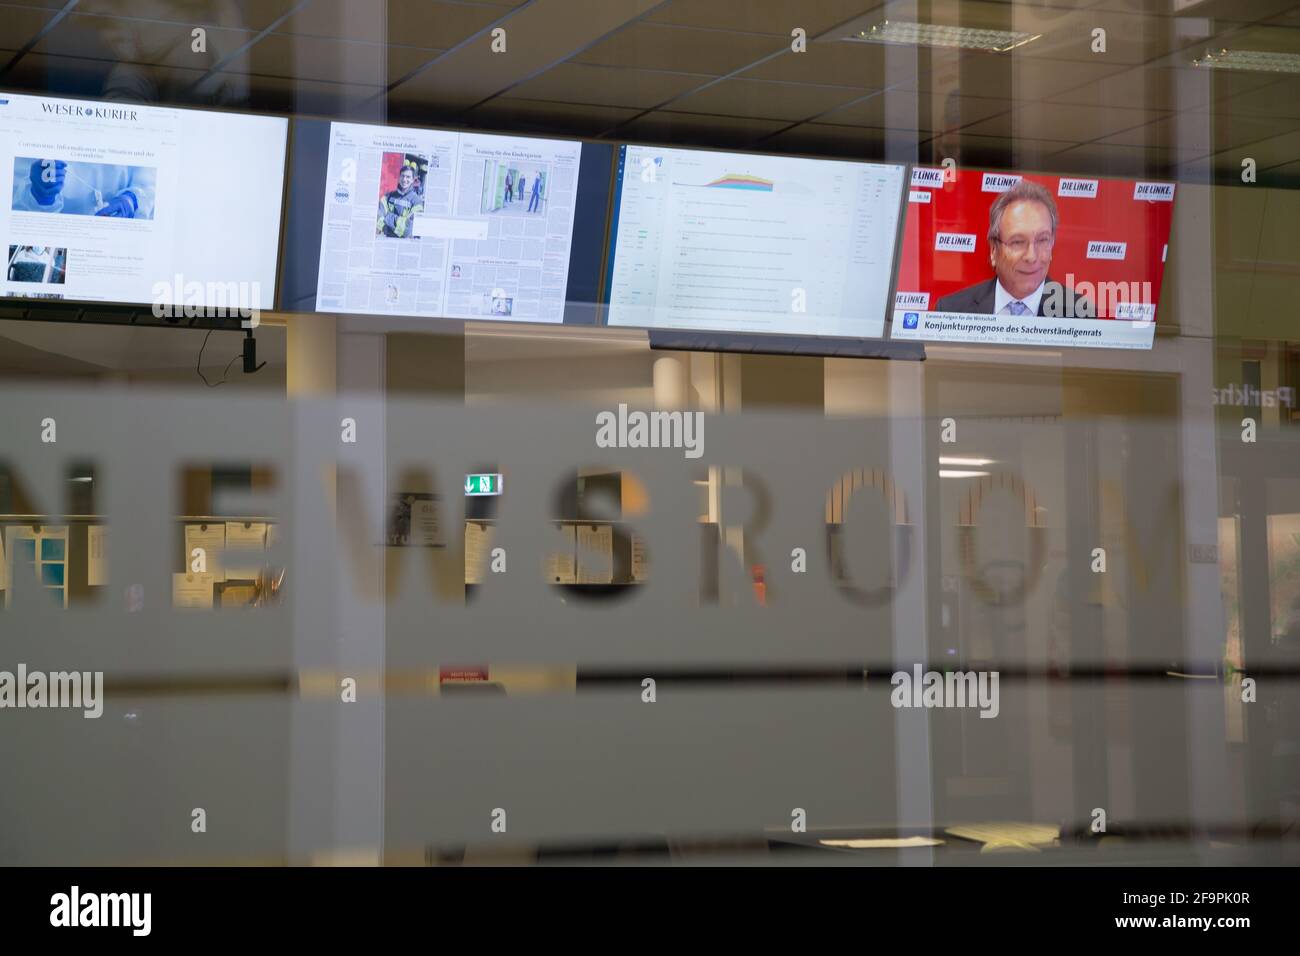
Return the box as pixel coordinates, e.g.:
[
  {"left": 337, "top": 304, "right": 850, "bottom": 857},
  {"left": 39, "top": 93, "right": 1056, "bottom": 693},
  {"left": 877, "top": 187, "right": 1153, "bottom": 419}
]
[{"left": 196, "top": 327, "right": 242, "bottom": 388}]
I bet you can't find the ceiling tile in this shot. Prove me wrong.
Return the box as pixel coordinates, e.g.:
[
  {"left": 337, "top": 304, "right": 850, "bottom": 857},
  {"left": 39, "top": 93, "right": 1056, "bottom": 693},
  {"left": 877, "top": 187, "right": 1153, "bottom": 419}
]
[
  {"left": 646, "top": 0, "right": 880, "bottom": 39},
  {"left": 1214, "top": 23, "right": 1300, "bottom": 53},
  {"left": 762, "top": 122, "right": 893, "bottom": 157},
  {"left": 1046, "top": 64, "right": 1279, "bottom": 111},
  {"left": 1216, "top": 127, "right": 1300, "bottom": 172},
  {"left": 384, "top": 45, "right": 444, "bottom": 87},
  {"left": 246, "top": 34, "right": 437, "bottom": 86},
  {"left": 468, "top": 96, "right": 640, "bottom": 135},
  {"left": 501, "top": 62, "right": 709, "bottom": 109},
  {"left": 1103, "top": 111, "right": 1300, "bottom": 152},
  {"left": 0, "top": 51, "right": 114, "bottom": 91},
  {"left": 73, "top": 1, "right": 304, "bottom": 31},
  {"left": 1068, "top": 0, "right": 1174, "bottom": 11},
  {"left": 32, "top": 12, "right": 255, "bottom": 69},
  {"left": 385, "top": 0, "right": 508, "bottom": 45},
  {"left": 917, "top": 131, "right": 1083, "bottom": 170},
  {"left": 574, "top": 23, "right": 785, "bottom": 75},
  {"left": 269, "top": 0, "right": 382, "bottom": 42},
  {"left": 1266, "top": 4, "right": 1300, "bottom": 25},
  {"left": 619, "top": 109, "right": 790, "bottom": 147},
  {"left": 0, "top": 5, "right": 53, "bottom": 50},
  {"left": 904, "top": 51, "right": 1132, "bottom": 101},
  {"left": 1215, "top": 77, "right": 1300, "bottom": 120},
  {"left": 1049, "top": 140, "right": 1213, "bottom": 178},
  {"left": 1263, "top": 157, "right": 1300, "bottom": 183},
  {"left": 669, "top": 77, "right": 867, "bottom": 121},
  {"left": 1206, "top": 0, "right": 1300, "bottom": 24},
  {"left": 961, "top": 101, "right": 1168, "bottom": 142},
  {"left": 820, "top": 91, "right": 1013, "bottom": 132},
  {"left": 215, "top": 69, "right": 383, "bottom": 114},
  {"left": 739, "top": 38, "right": 905, "bottom": 89},
  {"left": 384, "top": 0, "right": 675, "bottom": 113},
  {"left": 10, "top": 59, "right": 293, "bottom": 113},
  {"left": 1015, "top": 11, "right": 1207, "bottom": 67},
  {"left": 1112, "top": 114, "right": 1221, "bottom": 154}
]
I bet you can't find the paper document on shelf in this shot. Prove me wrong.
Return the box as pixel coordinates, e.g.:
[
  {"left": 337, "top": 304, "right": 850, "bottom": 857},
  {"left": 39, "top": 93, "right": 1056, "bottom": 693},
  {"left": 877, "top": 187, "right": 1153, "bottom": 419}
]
[
  {"left": 224, "top": 521, "right": 267, "bottom": 580},
  {"left": 576, "top": 524, "right": 613, "bottom": 585},
  {"left": 410, "top": 498, "right": 440, "bottom": 547},
  {"left": 184, "top": 523, "right": 226, "bottom": 581},
  {"left": 464, "top": 521, "right": 492, "bottom": 584},
  {"left": 173, "top": 572, "right": 215, "bottom": 609},
  {"left": 630, "top": 532, "right": 647, "bottom": 583},
  {"left": 87, "top": 525, "right": 108, "bottom": 586},
  {"left": 545, "top": 524, "right": 577, "bottom": 584}
]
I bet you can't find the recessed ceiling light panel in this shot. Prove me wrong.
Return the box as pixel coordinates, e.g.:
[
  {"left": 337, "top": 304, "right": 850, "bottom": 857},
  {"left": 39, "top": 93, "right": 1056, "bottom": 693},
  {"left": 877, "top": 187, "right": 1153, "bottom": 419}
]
[
  {"left": 1193, "top": 49, "right": 1300, "bottom": 74},
  {"left": 843, "top": 20, "right": 1041, "bottom": 54}
]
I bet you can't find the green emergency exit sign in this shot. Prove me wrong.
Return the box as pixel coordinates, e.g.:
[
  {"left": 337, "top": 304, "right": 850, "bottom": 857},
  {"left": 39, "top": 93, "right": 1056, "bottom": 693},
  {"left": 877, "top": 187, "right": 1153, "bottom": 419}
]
[{"left": 464, "top": 473, "right": 502, "bottom": 496}]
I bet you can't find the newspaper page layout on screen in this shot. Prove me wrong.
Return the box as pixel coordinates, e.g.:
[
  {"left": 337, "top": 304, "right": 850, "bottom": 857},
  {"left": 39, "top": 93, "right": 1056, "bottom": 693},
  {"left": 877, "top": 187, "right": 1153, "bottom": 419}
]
[{"left": 315, "top": 122, "right": 582, "bottom": 323}]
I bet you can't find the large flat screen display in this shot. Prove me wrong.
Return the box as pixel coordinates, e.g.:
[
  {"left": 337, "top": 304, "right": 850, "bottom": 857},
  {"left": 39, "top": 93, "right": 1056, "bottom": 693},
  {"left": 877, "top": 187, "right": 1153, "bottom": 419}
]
[
  {"left": 0, "top": 92, "right": 286, "bottom": 311},
  {"left": 889, "top": 168, "right": 1175, "bottom": 349},
  {"left": 314, "top": 121, "right": 583, "bottom": 323},
  {"left": 604, "top": 145, "right": 906, "bottom": 338}
]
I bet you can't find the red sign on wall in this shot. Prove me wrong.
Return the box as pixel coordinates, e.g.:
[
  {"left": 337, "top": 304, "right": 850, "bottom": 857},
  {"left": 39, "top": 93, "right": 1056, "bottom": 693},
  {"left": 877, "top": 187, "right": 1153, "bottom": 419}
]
[{"left": 439, "top": 665, "right": 490, "bottom": 684}]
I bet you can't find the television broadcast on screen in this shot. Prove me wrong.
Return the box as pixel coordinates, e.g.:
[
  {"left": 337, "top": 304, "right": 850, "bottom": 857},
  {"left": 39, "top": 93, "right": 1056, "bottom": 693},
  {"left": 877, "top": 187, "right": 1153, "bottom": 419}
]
[{"left": 890, "top": 168, "right": 1175, "bottom": 350}]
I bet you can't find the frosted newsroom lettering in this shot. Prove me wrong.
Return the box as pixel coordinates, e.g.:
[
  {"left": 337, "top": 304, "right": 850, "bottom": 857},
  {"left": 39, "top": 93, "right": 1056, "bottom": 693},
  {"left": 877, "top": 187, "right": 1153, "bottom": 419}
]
[{"left": 0, "top": 393, "right": 1197, "bottom": 631}]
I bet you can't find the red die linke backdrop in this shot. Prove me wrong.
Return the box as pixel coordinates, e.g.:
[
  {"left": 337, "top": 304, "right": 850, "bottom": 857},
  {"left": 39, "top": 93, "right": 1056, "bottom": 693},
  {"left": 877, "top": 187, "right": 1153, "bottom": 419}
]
[{"left": 894, "top": 168, "right": 1176, "bottom": 321}]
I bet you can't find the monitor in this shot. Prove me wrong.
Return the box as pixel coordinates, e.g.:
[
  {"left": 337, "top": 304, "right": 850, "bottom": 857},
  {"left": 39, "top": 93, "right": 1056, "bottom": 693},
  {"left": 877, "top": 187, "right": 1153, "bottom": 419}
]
[
  {"left": 889, "top": 168, "right": 1176, "bottom": 350},
  {"left": 603, "top": 144, "right": 906, "bottom": 339},
  {"left": 313, "top": 121, "right": 586, "bottom": 323},
  {"left": 0, "top": 92, "right": 286, "bottom": 313}
]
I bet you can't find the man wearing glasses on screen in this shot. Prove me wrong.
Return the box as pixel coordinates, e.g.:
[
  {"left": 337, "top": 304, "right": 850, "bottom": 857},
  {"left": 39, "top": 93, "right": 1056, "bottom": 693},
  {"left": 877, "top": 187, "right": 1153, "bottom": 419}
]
[{"left": 936, "top": 180, "right": 1084, "bottom": 318}]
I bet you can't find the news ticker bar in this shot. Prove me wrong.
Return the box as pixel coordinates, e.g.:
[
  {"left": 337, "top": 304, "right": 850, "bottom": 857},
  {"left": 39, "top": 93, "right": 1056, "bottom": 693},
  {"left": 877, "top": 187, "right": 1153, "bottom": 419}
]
[{"left": 891, "top": 310, "right": 1157, "bottom": 349}]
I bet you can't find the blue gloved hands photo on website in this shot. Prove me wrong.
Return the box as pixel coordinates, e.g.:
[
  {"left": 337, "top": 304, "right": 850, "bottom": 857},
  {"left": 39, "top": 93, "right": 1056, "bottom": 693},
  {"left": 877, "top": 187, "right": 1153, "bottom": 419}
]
[
  {"left": 12, "top": 156, "right": 156, "bottom": 218},
  {"left": 95, "top": 190, "right": 138, "bottom": 217},
  {"left": 28, "top": 158, "right": 67, "bottom": 205}
]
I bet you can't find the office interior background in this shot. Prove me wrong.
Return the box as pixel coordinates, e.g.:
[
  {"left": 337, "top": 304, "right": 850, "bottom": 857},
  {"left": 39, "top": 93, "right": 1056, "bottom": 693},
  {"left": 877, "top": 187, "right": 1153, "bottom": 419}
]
[{"left": 0, "top": 0, "right": 1298, "bottom": 867}]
